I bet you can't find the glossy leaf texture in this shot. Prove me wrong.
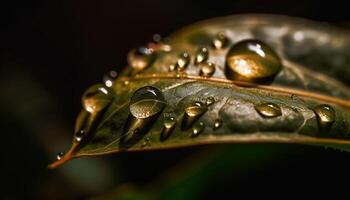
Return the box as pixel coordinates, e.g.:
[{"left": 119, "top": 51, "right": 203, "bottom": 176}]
[{"left": 49, "top": 15, "right": 350, "bottom": 168}]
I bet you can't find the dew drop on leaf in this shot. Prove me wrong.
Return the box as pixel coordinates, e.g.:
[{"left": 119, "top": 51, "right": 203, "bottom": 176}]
[
  {"left": 82, "top": 84, "right": 114, "bottom": 114},
  {"left": 200, "top": 62, "right": 216, "bottom": 77},
  {"left": 129, "top": 86, "right": 166, "bottom": 119},
  {"left": 313, "top": 104, "right": 336, "bottom": 132},
  {"left": 182, "top": 102, "right": 207, "bottom": 130},
  {"left": 194, "top": 47, "right": 209, "bottom": 64},
  {"left": 141, "top": 137, "right": 151, "bottom": 147},
  {"left": 205, "top": 96, "right": 215, "bottom": 106},
  {"left": 225, "top": 39, "right": 282, "bottom": 83},
  {"left": 127, "top": 47, "right": 155, "bottom": 71},
  {"left": 169, "top": 64, "right": 176, "bottom": 72},
  {"left": 255, "top": 102, "right": 282, "bottom": 118},
  {"left": 56, "top": 152, "right": 64, "bottom": 160},
  {"left": 213, "top": 119, "right": 222, "bottom": 129},
  {"left": 212, "top": 32, "right": 229, "bottom": 49},
  {"left": 103, "top": 70, "right": 118, "bottom": 87},
  {"left": 160, "top": 117, "right": 176, "bottom": 141},
  {"left": 176, "top": 52, "right": 190, "bottom": 71},
  {"left": 191, "top": 122, "right": 204, "bottom": 137},
  {"left": 75, "top": 130, "right": 85, "bottom": 142}
]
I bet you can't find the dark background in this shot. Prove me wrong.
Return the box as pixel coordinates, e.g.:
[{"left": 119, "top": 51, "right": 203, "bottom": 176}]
[{"left": 1, "top": 0, "right": 350, "bottom": 199}]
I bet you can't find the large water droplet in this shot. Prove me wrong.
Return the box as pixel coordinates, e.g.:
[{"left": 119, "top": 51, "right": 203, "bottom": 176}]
[
  {"left": 212, "top": 32, "right": 229, "bottom": 49},
  {"left": 56, "top": 152, "right": 64, "bottom": 160},
  {"left": 213, "top": 119, "right": 222, "bottom": 129},
  {"left": 205, "top": 96, "right": 215, "bottom": 106},
  {"left": 313, "top": 104, "right": 336, "bottom": 133},
  {"left": 182, "top": 102, "right": 207, "bottom": 130},
  {"left": 195, "top": 47, "right": 209, "bottom": 64},
  {"left": 129, "top": 86, "right": 166, "bottom": 119},
  {"left": 191, "top": 122, "right": 204, "bottom": 137},
  {"left": 176, "top": 52, "right": 190, "bottom": 71},
  {"left": 255, "top": 103, "right": 282, "bottom": 118},
  {"left": 160, "top": 117, "right": 176, "bottom": 141},
  {"left": 128, "top": 47, "right": 155, "bottom": 71},
  {"left": 82, "top": 84, "right": 114, "bottom": 114},
  {"left": 200, "top": 62, "right": 216, "bottom": 77},
  {"left": 225, "top": 39, "right": 282, "bottom": 83},
  {"left": 122, "top": 86, "right": 166, "bottom": 146}
]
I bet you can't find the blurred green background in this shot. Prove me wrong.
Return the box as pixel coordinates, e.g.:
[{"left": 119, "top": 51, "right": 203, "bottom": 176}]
[{"left": 1, "top": 0, "right": 350, "bottom": 199}]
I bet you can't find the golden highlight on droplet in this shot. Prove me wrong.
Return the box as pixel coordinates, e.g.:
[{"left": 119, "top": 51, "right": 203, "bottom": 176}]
[
  {"left": 255, "top": 102, "right": 282, "bottom": 118},
  {"left": 212, "top": 32, "right": 229, "bottom": 49},
  {"left": 127, "top": 47, "right": 155, "bottom": 71},
  {"left": 225, "top": 39, "right": 282, "bottom": 83},
  {"left": 195, "top": 47, "right": 209, "bottom": 64},
  {"left": 313, "top": 104, "right": 336, "bottom": 133},
  {"left": 200, "top": 62, "right": 216, "bottom": 77}
]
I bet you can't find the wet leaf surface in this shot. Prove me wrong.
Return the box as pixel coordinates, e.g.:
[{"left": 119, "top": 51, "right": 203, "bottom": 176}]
[{"left": 49, "top": 15, "right": 350, "bottom": 168}]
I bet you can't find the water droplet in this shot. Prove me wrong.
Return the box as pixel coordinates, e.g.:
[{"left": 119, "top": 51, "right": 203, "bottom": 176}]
[
  {"left": 160, "top": 44, "right": 172, "bottom": 52},
  {"left": 255, "top": 103, "right": 282, "bottom": 118},
  {"left": 153, "top": 34, "right": 162, "bottom": 43},
  {"left": 205, "top": 96, "right": 215, "bottom": 106},
  {"left": 130, "top": 86, "right": 166, "bottom": 119},
  {"left": 82, "top": 84, "right": 114, "bottom": 114},
  {"left": 160, "top": 117, "right": 176, "bottom": 141},
  {"left": 213, "top": 119, "right": 222, "bottom": 129},
  {"left": 225, "top": 39, "right": 282, "bottom": 83},
  {"left": 123, "top": 80, "right": 130, "bottom": 86},
  {"left": 141, "top": 137, "right": 151, "bottom": 147},
  {"left": 194, "top": 47, "right": 209, "bottom": 64},
  {"left": 176, "top": 52, "right": 190, "bottom": 71},
  {"left": 75, "top": 130, "right": 85, "bottom": 142},
  {"left": 128, "top": 47, "right": 155, "bottom": 71},
  {"left": 103, "top": 70, "right": 118, "bottom": 87},
  {"left": 182, "top": 102, "right": 207, "bottom": 130},
  {"left": 56, "top": 152, "right": 64, "bottom": 160},
  {"left": 191, "top": 122, "right": 204, "bottom": 137},
  {"left": 212, "top": 32, "right": 229, "bottom": 49},
  {"left": 169, "top": 64, "right": 176, "bottom": 72},
  {"left": 313, "top": 104, "right": 336, "bottom": 132},
  {"left": 200, "top": 62, "right": 216, "bottom": 77}
]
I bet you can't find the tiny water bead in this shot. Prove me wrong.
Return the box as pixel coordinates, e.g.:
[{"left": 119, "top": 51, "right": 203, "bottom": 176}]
[
  {"left": 182, "top": 102, "right": 208, "bottom": 130},
  {"left": 213, "top": 119, "right": 222, "bottom": 129},
  {"left": 141, "top": 137, "right": 151, "bottom": 147},
  {"left": 313, "top": 104, "right": 336, "bottom": 131},
  {"left": 194, "top": 47, "right": 209, "bottom": 64},
  {"left": 169, "top": 64, "right": 176, "bottom": 72},
  {"left": 225, "top": 39, "right": 282, "bottom": 83},
  {"left": 199, "top": 62, "right": 216, "bottom": 77},
  {"left": 191, "top": 122, "right": 204, "bottom": 137},
  {"left": 75, "top": 130, "right": 85, "bottom": 142},
  {"left": 153, "top": 34, "right": 162, "bottom": 43},
  {"left": 255, "top": 103, "right": 282, "bottom": 118},
  {"left": 160, "top": 117, "right": 176, "bottom": 141},
  {"left": 176, "top": 52, "right": 190, "bottom": 71},
  {"left": 56, "top": 152, "right": 64, "bottom": 160},
  {"left": 103, "top": 70, "right": 118, "bottom": 87},
  {"left": 129, "top": 86, "right": 166, "bottom": 119},
  {"left": 128, "top": 47, "right": 155, "bottom": 71},
  {"left": 82, "top": 84, "right": 114, "bottom": 114},
  {"left": 205, "top": 96, "right": 215, "bottom": 106},
  {"left": 212, "top": 32, "right": 229, "bottom": 49}
]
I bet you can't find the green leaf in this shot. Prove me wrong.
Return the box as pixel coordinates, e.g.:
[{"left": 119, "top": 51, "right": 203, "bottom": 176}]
[{"left": 49, "top": 14, "right": 350, "bottom": 168}]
